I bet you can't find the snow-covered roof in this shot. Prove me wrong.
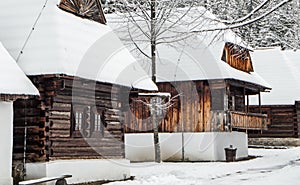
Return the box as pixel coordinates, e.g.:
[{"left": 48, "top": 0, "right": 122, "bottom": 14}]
[
  {"left": 0, "top": 43, "right": 39, "bottom": 96},
  {"left": 0, "top": 0, "right": 157, "bottom": 91},
  {"left": 250, "top": 48, "right": 300, "bottom": 105},
  {"left": 154, "top": 37, "right": 269, "bottom": 89},
  {"left": 106, "top": 8, "right": 269, "bottom": 89}
]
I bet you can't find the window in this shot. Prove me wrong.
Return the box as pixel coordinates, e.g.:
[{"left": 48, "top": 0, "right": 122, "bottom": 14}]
[
  {"left": 91, "top": 107, "right": 106, "bottom": 137},
  {"left": 94, "top": 113, "right": 102, "bottom": 132},
  {"left": 71, "top": 104, "right": 106, "bottom": 137},
  {"left": 74, "top": 112, "right": 83, "bottom": 131},
  {"left": 211, "top": 89, "right": 225, "bottom": 111},
  {"left": 71, "top": 105, "right": 90, "bottom": 137}
]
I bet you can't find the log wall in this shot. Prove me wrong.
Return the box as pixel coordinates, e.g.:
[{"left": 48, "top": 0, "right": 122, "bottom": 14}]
[
  {"left": 13, "top": 77, "right": 48, "bottom": 163},
  {"left": 49, "top": 77, "right": 127, "bottom": 160},
  {"left": 249, "top": 103, "right": 299, "bottom": 138},
  {"left": 13, "top": 75, "right": 128, "bottom": 166},
  {"left": 297, "top": 101, "right": 300, "bottom": 138}
]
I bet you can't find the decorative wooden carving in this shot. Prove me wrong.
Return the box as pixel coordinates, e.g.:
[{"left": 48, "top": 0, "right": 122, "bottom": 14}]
[
  {"left": 58, "top": 0, "right": 106, "bottom": 24},
  {"left": 222, "top": 43, "right": 254, "bottom": 73}
]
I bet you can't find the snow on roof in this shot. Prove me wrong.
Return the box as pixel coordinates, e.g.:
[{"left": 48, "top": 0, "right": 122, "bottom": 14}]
[
  {"left": 106, "top": 10, "right": 269, "bottom": 89},
  {"left": 250, "top": 48, "right": 300, "bottom": 105},
  {"left": 0, "top": 0, "right": 157, "bottom": 91},
  {"left": 0, "top": 43, "right": 39, "bottom": 96},
  {"left": 154, "top": 37, "right": 270, "bottom": 89}
]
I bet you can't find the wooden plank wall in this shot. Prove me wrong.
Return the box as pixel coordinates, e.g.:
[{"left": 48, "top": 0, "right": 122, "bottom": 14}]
[
  {"left": 249, "top": 104, "right": 299, "bottom": 138},
  {"left": 222, "top": 43, "right": 254, "bottom": 73},
  {"left": 58, "top": 0, "right": 107, "bottom": 24},
  {"left": 124, "top": 96, "right": 152, "bottom": 132},
  {"left": 124, "top": 81, "right": 228, "bottom": 133}
]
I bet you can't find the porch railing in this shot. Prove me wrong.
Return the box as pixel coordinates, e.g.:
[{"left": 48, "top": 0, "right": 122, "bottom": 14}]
[{"left": 229, "top": 111, "right": 268, "bottom": 130}]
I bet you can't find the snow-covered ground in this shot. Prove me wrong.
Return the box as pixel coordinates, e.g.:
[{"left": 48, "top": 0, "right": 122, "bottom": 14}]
[{"left": 108, "top": 147, "right": 300, "bottom": 185}]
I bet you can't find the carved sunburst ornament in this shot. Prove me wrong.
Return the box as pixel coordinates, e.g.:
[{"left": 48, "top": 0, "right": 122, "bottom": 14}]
[{"left": 58, "top": 0, "right": 106, "bottom": 24}]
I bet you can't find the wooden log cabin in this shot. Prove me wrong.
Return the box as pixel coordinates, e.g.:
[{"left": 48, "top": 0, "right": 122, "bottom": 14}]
[
  {"left": 0, "top": 0, "right": 157, "bottom": 184},
  {"left": 106, "top": 10, "right": 272, "bottom": 134},
  {"left": 0, "top": 42, "right": 39, "bottom": 185},
  {"left": 248, "top": 48, "right": 300, "bottom": 138},
  {"left": 125, "top": 41, "right": 271, "bottom": 134}
]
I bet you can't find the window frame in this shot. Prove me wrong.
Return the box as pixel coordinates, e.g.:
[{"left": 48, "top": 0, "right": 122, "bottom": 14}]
[{"left": 71, "top": 104, "right": 106, "bottom": 138}]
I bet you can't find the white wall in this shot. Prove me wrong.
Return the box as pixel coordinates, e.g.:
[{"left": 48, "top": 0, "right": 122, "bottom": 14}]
[
  {"left": 125, "top": 132, "right": 248, "bottom": 162},
  {"left": 25, "top": 159, "right": 130, "bottom": 185},
  {"left": 0, "top": 101, "right": 13, "bottom": 185}
]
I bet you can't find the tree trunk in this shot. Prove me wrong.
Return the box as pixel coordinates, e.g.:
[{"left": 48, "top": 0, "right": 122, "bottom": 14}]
[
  {"left": 150, "top": 0, "right": 160, "bottom": 163},
  {"left": 151, "top": 0, "right": 156, "bottom": 83},
  {"left": 151, "top": 97, "right": 161, "bottom": 163}
]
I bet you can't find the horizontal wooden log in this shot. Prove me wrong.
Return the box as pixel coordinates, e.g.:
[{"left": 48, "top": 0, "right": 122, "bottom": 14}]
[
  {"left": 14, "top": 108, "right": 42, "bottom": 117},
  {"left": 50, "top": 120, "right": 71, "bottom": 130},
  {"left": 49, "top": 130, "right": 70, "bottom": 138},
  {"left": 51, "top": 142, "right": 123, "bottom": 148},
  {"left": 14, "top": 117, "right": 46, "bottom": 125},
  {"left": 50, "top": 147, "right": 123, "bottom": 157},
  {"left": 14, "top": 128, "right": 46, "bottom": 137},
  {"left": 106, "top": 124, "right": 122, "bottom": 130},
  {"left": 49, "top": 111, "right": 70, "bottom": 120},
  {"left": 13, "top": 153, "right": 46, "bottom": 162},
  {"left": 52, "top": 102, "right": 71, "bottom": 112},
  {"left": 62, "top": 78, "right": 124, "bottom": 94},
  {"left": 49, "top": 156, "right": 106, "bottom": 160}
]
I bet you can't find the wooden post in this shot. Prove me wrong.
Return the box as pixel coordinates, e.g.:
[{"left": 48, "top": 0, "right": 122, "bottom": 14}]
[
  {"left": 258, "top": 92, "right": 263, "bottom": 134},
  {"left": 296, "top": 101, "right": 300, "bottom": 138},
  {"left": 243, "top": 87, "right": 246, "bottom": 113},
  {"left": 181, "top": 98, "right": 185, "bottom": 162},
  {"left": 258, "top": 92, "right": 262, "bottom": 114},
  {"left": 246, "top": 95, "right": 249, "bottom": 113}
]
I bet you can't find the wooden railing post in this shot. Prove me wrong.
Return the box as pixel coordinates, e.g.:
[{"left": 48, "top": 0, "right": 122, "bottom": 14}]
[{"left": 296, "top": 101, "right": 300, "bottom": 138}]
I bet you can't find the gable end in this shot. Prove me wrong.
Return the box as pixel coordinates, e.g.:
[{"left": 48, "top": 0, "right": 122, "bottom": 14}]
[
  {"left": 222, "top": 42, "right": 254, "bottom": 73},
  {"left": 58, "top": 0, "right": 107, "bottom": 24}
]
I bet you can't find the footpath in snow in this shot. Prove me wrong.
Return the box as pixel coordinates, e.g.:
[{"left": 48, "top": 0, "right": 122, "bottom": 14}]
[{"left": 108, "top": 147, "right": 300, "bottom": 185}]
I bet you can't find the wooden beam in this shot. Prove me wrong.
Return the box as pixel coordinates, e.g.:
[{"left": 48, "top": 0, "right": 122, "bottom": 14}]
[
  {"left": 247, "top": 95, "right": 249, "bottom": 113},
  {"left": 259, "top": 92, "right": 262, "bottom": 114},
  {"left": 243, "top": 87, "right": 246, "bottom": 113}
]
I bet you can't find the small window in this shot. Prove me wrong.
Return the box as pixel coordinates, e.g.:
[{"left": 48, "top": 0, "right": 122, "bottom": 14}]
[
  {"left": 211, "top": 89, "right": 225, "bottom": 111},
  {"left": 94, "top": 113, "right": 102, "bottom": 132},
  {"left": 91, "top": 107, "right": 106, "bottom": 137},
  {"left": 74, "top": 112, "right": 83, "bottom": 131},
  {"left": 71, "top": 105, "right": 106, "bottom": 137},
  {"left": 71, "top": 105, "right": 90, "bottom": 137}
]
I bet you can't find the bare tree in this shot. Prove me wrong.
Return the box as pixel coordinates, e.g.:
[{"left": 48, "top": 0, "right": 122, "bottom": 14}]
[
  {"left": 135, "top": 93, "right": 179, "bottom": 162},
  {"left": 103, "top": 0, "right": 291, "bottom": 163},
  {"left": 105, "top": 0, "right": 292, "bottom": 72}
]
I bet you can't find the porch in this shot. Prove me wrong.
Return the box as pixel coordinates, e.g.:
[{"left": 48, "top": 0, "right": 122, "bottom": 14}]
[{"left": 229, "top": 111, "right": 268, "bottom": 131}]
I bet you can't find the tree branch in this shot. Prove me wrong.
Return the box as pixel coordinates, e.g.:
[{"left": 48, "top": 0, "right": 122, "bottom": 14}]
[
  {"left": 219, "top": 0, "right": 271, "bottom": 24},
  {"left": 192, "top": 0, "right": 292, "bottom": 33}
]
